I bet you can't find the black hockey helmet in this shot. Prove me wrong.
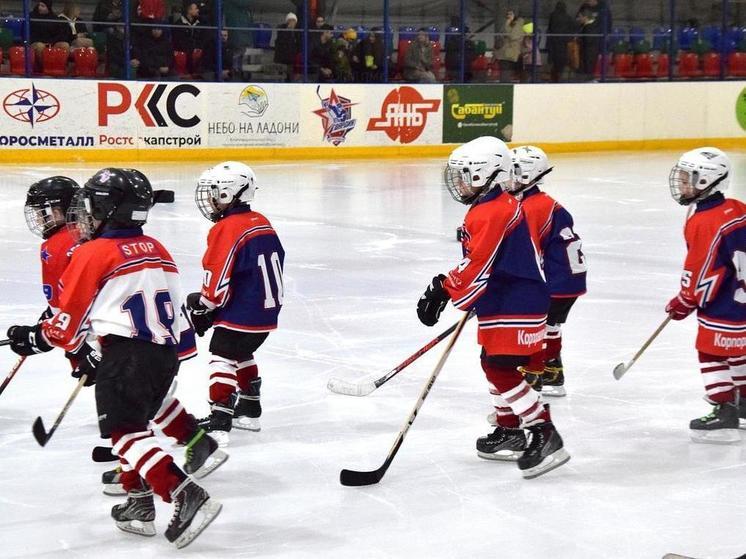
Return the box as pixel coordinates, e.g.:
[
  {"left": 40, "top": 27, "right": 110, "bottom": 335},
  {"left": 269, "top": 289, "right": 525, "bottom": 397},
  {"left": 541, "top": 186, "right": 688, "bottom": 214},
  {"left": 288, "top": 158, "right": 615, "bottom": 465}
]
[
  {"left": 24, "top": 176, "right": 80, "bottom": 239},
  {"left": 70, "top": 168, "right": 153, "bottom": 240}
]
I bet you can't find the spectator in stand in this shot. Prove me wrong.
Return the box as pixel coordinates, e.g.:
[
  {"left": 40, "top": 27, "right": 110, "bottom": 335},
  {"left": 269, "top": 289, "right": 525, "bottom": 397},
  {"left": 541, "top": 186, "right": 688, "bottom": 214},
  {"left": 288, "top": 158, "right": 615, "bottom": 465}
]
[
  {"left": 53, "top": 2, "right": 93, "bottom": 54},
  {"left": 131, "top": 22, "right": 172, "bottom": 77},
  {"left": 223, "top": 0, "right": 253, "bottom": 53},
  {"left": 310, "top": 15, "right": 326, "bottom": 51},
  {"left": 577, "top": 6, "right": 601, "bottom": 81},
  {"left": 520, "top": 21, "right": 541, "bottom": 82},
  {"left": 106, "top": 24, "right": 126, "bottom": 77},
  {"left": 356, "top": 27, "right": 385, "bottom": 82},
  {"left": 494, "top": 8, "right": 525, "bottom": 82},
  {"left": 92, "top": 0, "right": 122, "bottom": 33},
  {"left": 30, "top": 1, "right": 60, "bottom": 60},
  {"left": 202, "top": 28, "right": 233, "bottom": 80},
  {"left": 577, "top": 0, "right": 612, "bottom": 34},
  {"left": 445, "top": 16, "right": 475, "bottom": 82},
  {"left": 310, "top": 23, "right": 334, "bottom": 82},
  {"left": 274, "top": 12, "right": 300, "bottom": 82},
  {"left": 332, "top": 28, "right": 355, "bottom": 82},
  {"left": 547, "top": 1, "right": 574, "bottom": 82},
  {"left": 173, "top": 2, "right": 203, "bottom": 73},
  {"left": 403, "top": 28, "right": 436, "bottom": 83},
  {"left": 195, "top": 0, "right": 213, "bottom": 25}
]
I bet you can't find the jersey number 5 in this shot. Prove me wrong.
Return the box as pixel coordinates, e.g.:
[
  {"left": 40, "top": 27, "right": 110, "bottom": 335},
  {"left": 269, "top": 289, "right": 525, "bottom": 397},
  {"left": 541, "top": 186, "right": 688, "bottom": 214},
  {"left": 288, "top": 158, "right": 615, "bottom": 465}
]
[{"left": 257, "top": 252, "right": 284, "bottom": 309}]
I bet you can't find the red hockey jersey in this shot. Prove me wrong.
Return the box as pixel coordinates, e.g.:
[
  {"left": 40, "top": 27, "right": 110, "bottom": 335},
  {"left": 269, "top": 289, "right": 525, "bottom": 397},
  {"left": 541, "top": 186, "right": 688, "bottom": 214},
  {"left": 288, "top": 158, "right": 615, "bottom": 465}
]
[{"left": 40, "top": 227, "right": 78, "bottom": 312}]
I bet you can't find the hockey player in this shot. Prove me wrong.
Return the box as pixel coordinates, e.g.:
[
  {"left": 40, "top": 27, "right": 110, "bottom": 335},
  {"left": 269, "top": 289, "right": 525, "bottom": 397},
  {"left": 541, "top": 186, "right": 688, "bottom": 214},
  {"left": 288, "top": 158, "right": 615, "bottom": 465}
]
[
  {"left": 416, "top": 136, "right": 570, "bottom": 478},
  {"left": 507, "top": 146, "right": 587, "bottom": 396},
  {"left": 187, "top": 161, "right": 284, "bottom": 446},
  {"left": 666, "top": 147, "right": 746, "bottom": 444},
  {"left": 7, "top": 168, "right": 224, "bottom": 547}
]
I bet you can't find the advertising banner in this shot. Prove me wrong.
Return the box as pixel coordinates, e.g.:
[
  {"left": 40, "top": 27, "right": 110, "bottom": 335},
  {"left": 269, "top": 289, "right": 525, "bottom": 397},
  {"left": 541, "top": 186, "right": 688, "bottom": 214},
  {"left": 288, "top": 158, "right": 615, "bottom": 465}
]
[{"left": 442, "top": 84, "right": 514, "bottom": 143}]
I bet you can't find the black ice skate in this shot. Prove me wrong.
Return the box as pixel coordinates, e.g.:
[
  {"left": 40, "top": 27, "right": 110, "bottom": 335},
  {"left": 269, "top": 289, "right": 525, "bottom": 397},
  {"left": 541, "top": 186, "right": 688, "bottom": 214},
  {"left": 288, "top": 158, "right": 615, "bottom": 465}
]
[
  {"left": 197, "top": 401, "right": 233, "bottom": 447},
  {"left": 689, "top": 402, "right": 740, "bottom": 444},
  {"left": 165, "top": 479, "right": 222, "bottom": 549},
  {"left": 102, "top": 465, "right": 126, "bottom": 496},
  {"left": 111, "top": 488, "right": 156, "bottom": 537},
  {"left": 519, "top": 367, "right": 543, "bottom": 392},
  {"left": 184, "top": 429, "right": 229, "bottom": 480},
  {"left": 233, "top": 377, "right": 262, "bottom": 431},
  {"left": 517, "top": 421, "right": 571, "bottom": 479},
  {"left": 476, "top": 426, "right": 526, "bottom": 461},
  {"left": 542, "top": 357, "right": 566, "bottom": 397}
]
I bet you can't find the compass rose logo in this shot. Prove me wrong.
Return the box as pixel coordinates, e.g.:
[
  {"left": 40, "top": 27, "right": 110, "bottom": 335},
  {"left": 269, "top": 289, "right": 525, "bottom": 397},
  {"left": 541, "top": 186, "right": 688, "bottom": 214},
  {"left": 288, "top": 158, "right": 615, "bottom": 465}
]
[{"left": 3, "top": 84, "right": 61, "bottom": 127}]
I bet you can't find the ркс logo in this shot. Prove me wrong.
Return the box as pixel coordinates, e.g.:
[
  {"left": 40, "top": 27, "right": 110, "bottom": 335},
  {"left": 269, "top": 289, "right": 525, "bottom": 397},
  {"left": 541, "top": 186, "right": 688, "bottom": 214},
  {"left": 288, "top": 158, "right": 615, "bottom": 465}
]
[
  {"left": 3, "top": 84, "right": 60, "bottom": 127},
  {"left": 313, "top": 87, "right": 357, "bottom": 146},
  {"left": 239, "top": 85, "right": 269, "bottom": 117},
  {"left": 367, "top": 86, "right": 440, "bottom": 144}
]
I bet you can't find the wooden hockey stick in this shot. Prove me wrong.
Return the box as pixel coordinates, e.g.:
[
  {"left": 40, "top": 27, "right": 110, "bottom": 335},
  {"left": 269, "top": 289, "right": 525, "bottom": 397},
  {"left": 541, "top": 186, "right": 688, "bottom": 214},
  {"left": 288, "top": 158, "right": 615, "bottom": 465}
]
[
  {"left": 613, "top": 316, "right": 671, "bottom": 380},
  {"left": 32, "top": 374, "right": 87, "bottom": 446},
  {"left": 327, "top": 312, "right": 475, "bottom": 397},
  {"left": 339, "top": 312, "right": 470, "bottom": 486},
  {"left": 0, "top": 356, "right": 27, "bottom": 396}
]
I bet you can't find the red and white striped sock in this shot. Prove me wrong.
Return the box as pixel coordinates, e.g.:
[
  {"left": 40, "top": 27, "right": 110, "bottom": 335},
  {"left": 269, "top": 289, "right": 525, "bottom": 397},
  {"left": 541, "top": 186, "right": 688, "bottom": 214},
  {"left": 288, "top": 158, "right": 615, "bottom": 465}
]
[
  {"left": 152, "top": 396, "right": 197, "bottom": 444},
  {"left": 544, "top": 324, "right": 562, "bottom": 363},
  {"left": 237, "top": 358, "right": 258, "bottom": 392},
  {"left": 698, "top": 352, "right": 735, "bottom": 404},
  {"left": 209, "top": 355, "right": 238, "bottom": 403},
  {"left": 482, "top": 360, "right": 548, "bottom": 427},
  {"left": 488, "top": 386, "right": 520, "bottom": 428},
  {"left": 727, "top": 355, "right": 746, "bottom": 400}
]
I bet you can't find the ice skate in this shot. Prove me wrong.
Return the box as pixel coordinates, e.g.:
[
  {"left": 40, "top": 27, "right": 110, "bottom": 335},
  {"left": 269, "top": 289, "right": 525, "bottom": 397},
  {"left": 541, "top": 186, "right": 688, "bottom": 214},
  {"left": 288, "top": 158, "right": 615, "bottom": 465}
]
[
  {"left": 519, "top": 367, "right": 543, "bottom": 392},
  {"left": 476, "top": 426, "right": 526, "bottom": 461},
  {"left": 542, "top": 358, "right": 566, "bottom": 397},
  {"left": 111, "top": 488, "right": 156, "bottom": 537},
  {"left": 689, "top": 402, "right": 740, "bottom": 444},
  {"left": 232, "top": 377, "right": 262, "bottom": 431},
  {"left": 197, "top": 401, "right": 233, "bottom": 447},
  {"left": 184, "top": 429, "right": 229, "bottom": 479},
  {"left": 165, "top": 479, "right": 222, "bottom": 549},
  {"left": 517, "top": 421, "right": 570, "bottom": 479},
  {"left": 102, "top": 465, "right": 126, "bottom": 496}
]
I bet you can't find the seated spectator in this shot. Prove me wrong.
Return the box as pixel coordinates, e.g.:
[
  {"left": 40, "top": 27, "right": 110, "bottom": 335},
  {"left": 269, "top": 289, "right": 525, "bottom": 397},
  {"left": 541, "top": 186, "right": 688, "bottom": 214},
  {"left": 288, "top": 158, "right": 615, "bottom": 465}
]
[
  {"left": 131, "top": 24, "right": 172, "bottom": 77},
  {"left": 106, "top": 24, "right": 126, "bottom": 77},
  {"left": 310, "top": 14, "right": 325, "bottom": 51},
  {"left": 444, "top": 17, "right": 475, "bottom": 81},
  {"left": 274, "top": 12, "right": 300, "bottom": 82},
  {"left": 331, "top": 28, "right": 356, "bottom": 82},
  {"left": 310, "top": 23, "right": 334, "bottom": 82},
  {"left": 202, "top": 28, "right": 233, "bottom": 80},
  {"left": 92, "top": 0, "right": 122, "bottom": 33},
  {"left": 53, "top": 2, "right": 93, "bottom": 54},
  {"left": 356, "top": 27, "right": 384, "bottom": 82},
  {"left": 403, "top": 28, "right": 436, "bottom": 83},
  {"left": 30, "top": 1, "right": 59, "bottom": 60},
  {"left": 172, "top": 2, "right": 203, "bottom": 72}
]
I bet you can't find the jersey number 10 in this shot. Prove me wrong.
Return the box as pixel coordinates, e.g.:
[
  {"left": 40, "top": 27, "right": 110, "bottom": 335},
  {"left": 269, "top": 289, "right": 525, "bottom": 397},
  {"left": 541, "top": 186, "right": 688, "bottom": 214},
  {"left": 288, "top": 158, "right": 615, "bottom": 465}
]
[{"left": 257, "top": 252, "right": 284, "bottom": 309}]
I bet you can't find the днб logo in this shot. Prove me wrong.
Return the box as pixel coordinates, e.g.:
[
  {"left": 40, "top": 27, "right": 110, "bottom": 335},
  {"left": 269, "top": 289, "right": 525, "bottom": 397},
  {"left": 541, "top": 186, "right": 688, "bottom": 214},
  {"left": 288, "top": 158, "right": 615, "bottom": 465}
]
[
  {"left": 3, "top": 84, "right": 60, "bottom": 127},
  {"left": 313, "top": 87, "right": 357, "bottom": 146},
  {"left": 239, "top": 85, "right": 269, "bottom": 118},
  {"left": 367, "top": 86, "right": 440, "bottom": 144}
]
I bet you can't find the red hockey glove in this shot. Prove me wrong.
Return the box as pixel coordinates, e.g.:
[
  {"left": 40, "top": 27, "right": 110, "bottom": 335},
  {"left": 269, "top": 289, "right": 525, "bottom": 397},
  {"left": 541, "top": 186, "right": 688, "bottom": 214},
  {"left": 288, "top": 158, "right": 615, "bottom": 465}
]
[{"left": 665, "top": 293, "right": 697, "bottom": 321}]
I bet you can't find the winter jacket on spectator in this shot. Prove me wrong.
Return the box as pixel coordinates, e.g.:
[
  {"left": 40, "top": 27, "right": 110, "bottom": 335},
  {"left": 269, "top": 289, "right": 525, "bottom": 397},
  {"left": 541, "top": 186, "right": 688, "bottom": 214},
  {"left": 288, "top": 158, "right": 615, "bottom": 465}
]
[
  {"left": 132, "top": 27, "right": 172, "bottom": 76},
  {"left": 172, "top": 12, "right": 203, "bottom": 52},
  {"left": 274, "top": 22, "right": 300, "bottom": 65},
  {"left": 30, "top": 2, "right": 59, "bottom": 44},
  {"left": 52, "top": 12, "right": 89, "bottom": 45},
  {"left": 92, "top": 0, "right": 122, "bottom": 32}
]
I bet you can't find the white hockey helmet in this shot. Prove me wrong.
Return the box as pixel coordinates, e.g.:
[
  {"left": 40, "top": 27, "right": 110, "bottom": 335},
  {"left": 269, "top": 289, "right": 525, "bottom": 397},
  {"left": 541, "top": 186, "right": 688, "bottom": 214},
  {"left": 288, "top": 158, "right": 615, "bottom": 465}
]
[
  {"left": 444, "top": 136, "right": 513, "bottom": 204},
  {"left": 196, "top": 161, "right": 257, "bottom": 222},
  {"left": 669, "top": 147, "right": 731, "bottom": 206},
  {"left": 509, "top": 145, "right": 552, "bottom": 194}
]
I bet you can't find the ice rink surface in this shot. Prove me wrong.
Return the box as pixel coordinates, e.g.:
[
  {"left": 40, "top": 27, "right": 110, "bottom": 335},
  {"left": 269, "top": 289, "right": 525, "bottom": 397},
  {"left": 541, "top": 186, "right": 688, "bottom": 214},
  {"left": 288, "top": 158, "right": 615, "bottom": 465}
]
[{"left": 1, "top": 151, "right": 745, "bottom": 559}]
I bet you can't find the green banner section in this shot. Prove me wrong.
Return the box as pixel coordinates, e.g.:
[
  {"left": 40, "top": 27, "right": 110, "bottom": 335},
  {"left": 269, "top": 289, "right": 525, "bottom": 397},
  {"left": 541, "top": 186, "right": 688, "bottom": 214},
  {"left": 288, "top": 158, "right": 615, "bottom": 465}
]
[{"left": 442, "top": 85, "right": 514, "bottom": 143}]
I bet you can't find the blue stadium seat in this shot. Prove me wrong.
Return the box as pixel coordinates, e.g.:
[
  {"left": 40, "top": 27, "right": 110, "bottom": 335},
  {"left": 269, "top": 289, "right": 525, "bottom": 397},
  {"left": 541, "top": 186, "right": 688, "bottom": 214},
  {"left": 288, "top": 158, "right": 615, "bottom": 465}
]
[
  {"left": 428, "top": 26, "right": 440, "bottom": 43},
  {"left": 334, "top": 24, "right": 346, "bottom": 38},
  {"left": 677, "top": 27, "right": 697, "bottom": 50},
  {"left": 2, "top": 17, "right": 23, "bottom": 42},
  {"left": 398, "top": 26, "right": 415, "bottom": 41},
  {"left": 629, "top": 26, "right": 645, "bottom": 47},
  {"left": 609, "top": 27, "right": 626, "bottom": 45},
  {"left": 652, "top": 27, "right": 671, "bottom": 51},
  {"left": 356, "top": 25, "right": 368, "bottom": 41},
  {"left": 253, "top": 23, "right": 272, "bottom": 49},
  {"left": 702, "top": 25, "right": 721, "bottom": 48}
]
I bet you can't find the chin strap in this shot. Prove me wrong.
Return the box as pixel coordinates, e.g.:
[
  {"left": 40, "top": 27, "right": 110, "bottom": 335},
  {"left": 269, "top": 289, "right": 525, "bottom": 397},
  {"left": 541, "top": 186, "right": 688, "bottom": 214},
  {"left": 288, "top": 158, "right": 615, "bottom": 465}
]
[{"left": 686, "top": 172, "right": 728, "bottom": 206}]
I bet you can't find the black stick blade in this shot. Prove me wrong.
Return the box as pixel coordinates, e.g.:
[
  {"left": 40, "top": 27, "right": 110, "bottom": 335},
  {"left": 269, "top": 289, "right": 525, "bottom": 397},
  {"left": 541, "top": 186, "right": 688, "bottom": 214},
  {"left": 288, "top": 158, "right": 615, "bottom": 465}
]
[
  {"left": 91, "top": 446, "right": 118, "bottom": 462},
  {"left": 32, "top": 417, "right": 49, "bottom": 447},
  {"left": 153, "top": 189, "right": 175, "bottom": 204},
  {"left": 340, "top": 468, "right": 384, "bottom": 486}
]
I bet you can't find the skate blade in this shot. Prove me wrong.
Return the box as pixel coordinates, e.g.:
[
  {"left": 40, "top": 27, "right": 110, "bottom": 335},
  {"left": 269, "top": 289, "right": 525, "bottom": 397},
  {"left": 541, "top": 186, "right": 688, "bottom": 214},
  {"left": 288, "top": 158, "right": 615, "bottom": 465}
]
[
  {"left": 115, "top": 519, "right": 156, "bottom": 537},
  {"left": 739, "top": 418, "right": 746, "bottom": 430},
  {"left": 232, "top": 416, "right": 261, "bottom": 431},
  {"left": 689, "top": 428, "right": 741, "bottom": 444},
  {"left": 174, "top": 499, "right": 223, "bottom": 549},
  {"left": 103, "top": 483, "right": 127, "bottom": 496},
  {"left": 191, "top": 450, "right": 229, "bottom": 480},
  {"left": 542, "top": 385, "right": 567, "bottom": 397},
  {"left": 209, "top": 430, "right": 230, "bottom": 448},
  {"left": 486, "top": 411, "right": 498, "bottom": 427},
  {"left": 520, "top": 448, "right": 571, "bottom": 479},
  {"left": 477, "top": 449, "right": 523, "bottom": 461}
]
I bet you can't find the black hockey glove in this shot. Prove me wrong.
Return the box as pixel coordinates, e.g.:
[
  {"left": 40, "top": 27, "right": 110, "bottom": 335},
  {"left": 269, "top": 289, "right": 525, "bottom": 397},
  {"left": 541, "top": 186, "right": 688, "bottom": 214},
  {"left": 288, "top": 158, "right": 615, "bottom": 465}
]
[
  {"left": 71, "top": 346, "right": 100, "bottom": 386},
  {"left": 417, "top": 274, "right": 450, "bottom": 327},
  {"left": 37, "top": 306, "right": 54, "bottom": 324},
  {"left": 7, "top": 324, "right": 53, "bottom": 356},
  {"left": 186, "top": 292, "right": 214, "bottom": 337}
]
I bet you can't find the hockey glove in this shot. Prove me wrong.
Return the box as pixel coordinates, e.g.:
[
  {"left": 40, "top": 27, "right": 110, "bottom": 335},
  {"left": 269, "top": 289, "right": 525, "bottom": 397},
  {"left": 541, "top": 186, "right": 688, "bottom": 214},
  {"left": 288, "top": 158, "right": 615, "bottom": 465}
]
[
  {"left": 417, "top": 274, "right": 450, "bottom": 327},
  {"left": 71, "top": 347, "right": 100, "bottom": 387},
  {"left": 186, "top": 292, "right": 214, "bottom": 337},
  {"left": 7, "top": 324, "right": 53, "bottom": 356},
  {"left": 665, "top": 293, "right": 697, "bottom": 321}
]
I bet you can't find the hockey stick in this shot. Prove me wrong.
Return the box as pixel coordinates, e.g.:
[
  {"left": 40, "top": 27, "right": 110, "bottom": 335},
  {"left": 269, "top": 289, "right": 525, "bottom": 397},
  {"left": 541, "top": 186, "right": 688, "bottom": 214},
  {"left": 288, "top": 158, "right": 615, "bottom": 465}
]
[
  {"left": 32, "top": 374, "right": 87, "bottom": 446},
  {"left": 92, "top": 446, "right": 118, "bottom": 462},
  {"left": 0, "top": 356, "right": 27, "bottom": 396},
  {"left": 153, "top": 189, "right": 175, "bottom": 204},
  {"left": 340, "top": 312, "right": 471, "bottom": 486},
  {"left": 0, "top": 339, "right": 10, "bottom": 346},
  {"left": 613, "top": 316, "right": 671, "bottom": 380},
  {"left": 327, "top": 312, "right": 475, "bottom": 396}
]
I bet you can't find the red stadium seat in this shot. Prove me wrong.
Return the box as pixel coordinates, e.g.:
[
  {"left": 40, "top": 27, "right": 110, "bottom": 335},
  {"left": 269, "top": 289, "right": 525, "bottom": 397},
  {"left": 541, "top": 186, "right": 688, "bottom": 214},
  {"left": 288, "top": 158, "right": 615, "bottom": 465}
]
[
  {"left": 42, "top": 46, "right": 67, "bottom": 76},
  {"left": 728, "top": 51, "right": 746, "bottom": 77},
  {"left": 396, "top": 39, "right": 411, "bottom": 76},
  {"left": 656, "top": 53, "right": 670, "bottom": 77},
  {"left": 678, "top": 52, "right": 702, "bottom": 78},
  {"left": 9, "top": 45, "right": 31, "bottom": 75},
  {"left": 613, "top": 53, "right": 634, "bottom": 78},
  {"left": 703, "top": 52, "right": 721, "bottom": 77},
  {"left": 634, "top": 53, "right": 654, "bottom": 78},
  {"left": 191, "top": 48, "right": 203, "bottom": 73},
  {"left": 73, "top": 47, "right": 98, "bottom": 77},
  {"left": 173, "top": 50, "right": 188, "bottom": 76}
]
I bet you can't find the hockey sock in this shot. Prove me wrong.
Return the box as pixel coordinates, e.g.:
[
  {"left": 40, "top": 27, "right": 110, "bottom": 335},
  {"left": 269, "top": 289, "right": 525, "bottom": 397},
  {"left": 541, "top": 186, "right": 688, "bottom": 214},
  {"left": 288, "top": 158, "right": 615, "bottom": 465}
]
[
  {"left": 698, "top": 352, "right": 736, "bottom": 404},
  {"left": 152, "top": 396, "right": 197, "bottom": 445},
  {"left": 544, "top": 325, "right": 562, "bottom": 363},
  {"left": 209, "top": 355, "right": 238, "bottom": 403},
  {"left": 118, "top": 459, "right": 142, "bottom": 493},
  {"left": 236, "top": 358, "right": 258, "bottom": 392},
  {"left": 112, "top": 429, "right": 185, "bottom": 503},
  {"left": 727, "top": 355, "right": 746, "bottom": 399},
  {"left": 482, "top": 360, "right": 548, "bottom": 426},
  {"left": 488, "top": 386, "right": 520, "bottom": 428}
]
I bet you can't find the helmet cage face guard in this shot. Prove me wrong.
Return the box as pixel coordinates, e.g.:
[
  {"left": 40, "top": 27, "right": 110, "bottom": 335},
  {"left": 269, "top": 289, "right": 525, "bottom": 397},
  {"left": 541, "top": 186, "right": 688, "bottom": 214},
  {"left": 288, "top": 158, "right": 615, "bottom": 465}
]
[
  {"left": 66, "top": 190, "right": 97, "bottom": 241},
  {"left": 24, "top": 201, "right": 61, "bottom": 238},
  {"left": 444, "top": 163, "right": 511, "bottom": 205},
  {"left": 195, "top": 180, "right": 221, "bottom": 222},
  {"left": 668, "top": 164, "right": 727, "bottom": 206}
]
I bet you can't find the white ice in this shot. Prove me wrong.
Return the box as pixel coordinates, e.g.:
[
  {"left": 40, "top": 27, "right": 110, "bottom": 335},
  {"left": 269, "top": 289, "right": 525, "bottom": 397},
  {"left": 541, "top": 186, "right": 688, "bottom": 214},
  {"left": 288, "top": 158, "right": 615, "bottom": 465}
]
[{"left": 1, "top": 152, "right": 745, "bottom": 559}]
